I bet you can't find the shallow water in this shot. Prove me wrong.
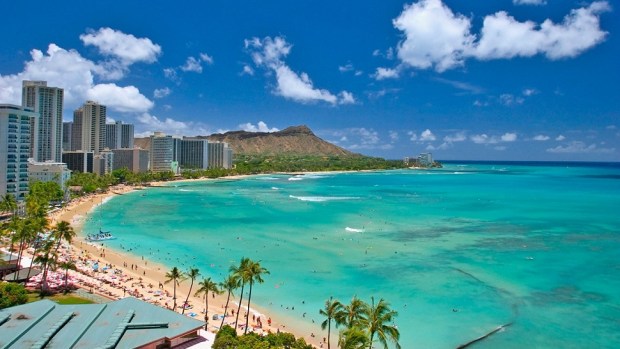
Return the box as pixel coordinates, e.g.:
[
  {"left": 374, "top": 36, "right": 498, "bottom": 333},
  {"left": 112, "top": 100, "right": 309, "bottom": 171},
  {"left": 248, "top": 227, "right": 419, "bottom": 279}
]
[{"left": 84, "top": 162, "right": 620, "bottom": 348}]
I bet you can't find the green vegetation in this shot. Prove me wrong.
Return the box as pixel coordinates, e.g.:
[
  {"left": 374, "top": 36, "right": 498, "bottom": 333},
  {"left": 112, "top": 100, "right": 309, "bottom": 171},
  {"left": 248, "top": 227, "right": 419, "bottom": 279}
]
[
  {"left": 0, "top": 282, "right": 28, "bottom": 309},
  {"left": 25, "top": 291, "right": 95, "bottom": 305},
  {"left": 213, "top": 325, "right": 313, "bottom": 349},
  {"left": 320, "top": 296, "right": 401, "bottom": 349},
  {"left": 233, "top": 154, "right": 407, "bottom": 174}
]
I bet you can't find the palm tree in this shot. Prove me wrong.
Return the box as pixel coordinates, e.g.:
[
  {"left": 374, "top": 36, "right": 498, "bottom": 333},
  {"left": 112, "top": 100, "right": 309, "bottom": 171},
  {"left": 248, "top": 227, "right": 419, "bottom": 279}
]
[
  {"left": 338, "top": 327, "right": 370, "bottom": 349},
  {"left": 0, "top": 193, "right": 17, "bottom": 215},
  {"left": 219, "top": 274, "right": 240, "bottom": 330},
  {"left": 182, "top": 267, "right": 200, "bottom": 314},
  {"left": 243, "top": 259, "right": 270, "bottom": 334},
  {"left": 341, "top": 296, "right": 367, "bottom": 329},
  {"left": 57, "top": 259, "right": 77, "bottom": 293},
  {"left": 34, "top": 240, "right": 58, "bottom": 295},
  {"left": 230, "top": 257, "right": 250, "bottom": 331},
  {"left": 164, "top": 267, "right": 185, "bottom": 311},
  {"left": 320, "top": 297, "right": 344, "bottom": 349},
  {"left": 194, "top": 277, "right": 222, "bottom": 330},
  {"left": 359, "top": 297, "right": 400, "bottom": 349},
  {"left": 51, "top": 220, "right": 75, "bottom": 254}
]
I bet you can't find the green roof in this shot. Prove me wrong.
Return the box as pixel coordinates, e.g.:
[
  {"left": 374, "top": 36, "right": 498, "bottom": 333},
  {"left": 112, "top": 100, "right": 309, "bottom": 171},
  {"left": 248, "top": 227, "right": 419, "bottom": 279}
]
[{"left": 0, "top": 297, "right": 205, "bottom": 349}]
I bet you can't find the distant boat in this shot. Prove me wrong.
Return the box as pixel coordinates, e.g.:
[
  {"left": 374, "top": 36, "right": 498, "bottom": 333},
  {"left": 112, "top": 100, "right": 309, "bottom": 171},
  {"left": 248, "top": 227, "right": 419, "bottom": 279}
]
[{"left": 86, "top": 230, "right": 115, "bottom": 241}]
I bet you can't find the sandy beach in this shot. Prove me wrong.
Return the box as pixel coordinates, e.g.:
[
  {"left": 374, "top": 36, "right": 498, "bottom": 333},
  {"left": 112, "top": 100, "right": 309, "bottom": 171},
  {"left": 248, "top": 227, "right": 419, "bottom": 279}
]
[{"left": 49, "top": 180, "right": 324, "bottom": 348}]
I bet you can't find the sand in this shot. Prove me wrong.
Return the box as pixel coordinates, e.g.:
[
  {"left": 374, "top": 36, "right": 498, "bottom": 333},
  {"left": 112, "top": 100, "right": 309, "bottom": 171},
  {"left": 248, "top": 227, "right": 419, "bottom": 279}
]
[{"left": 49, "top": 180, "right": 324, "bottom": 348}]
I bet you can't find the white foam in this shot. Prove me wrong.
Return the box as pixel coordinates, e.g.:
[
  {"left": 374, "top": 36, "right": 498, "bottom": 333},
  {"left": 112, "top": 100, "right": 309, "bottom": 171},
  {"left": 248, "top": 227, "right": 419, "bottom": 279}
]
[
  {"left": 345, "top": 227, "right": 364, "bottom": 233},
  {"left": 271, "top": 187, "right": 280, "bottom": 190},
  {"left": 288, "top": 177, "right": 303, "bottom": 181},
  {"left": 289, "top": 195, "right": 360, "bottom": 202},
  {"left": 179, "top": 188, "right": 194, "bottom": 192}
]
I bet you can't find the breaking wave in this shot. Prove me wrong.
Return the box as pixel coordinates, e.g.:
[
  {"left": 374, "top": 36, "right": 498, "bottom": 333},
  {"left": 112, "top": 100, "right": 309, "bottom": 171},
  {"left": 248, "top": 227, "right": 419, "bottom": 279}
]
[{"left": 289, "top": 195, "right": 360, "bottom": 202}]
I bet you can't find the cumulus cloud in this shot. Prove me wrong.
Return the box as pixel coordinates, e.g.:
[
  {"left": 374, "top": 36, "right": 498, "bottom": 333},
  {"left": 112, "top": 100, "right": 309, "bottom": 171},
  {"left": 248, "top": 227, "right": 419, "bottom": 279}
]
[
  {"left": 135, "top": 113, "right": 211, "bottom": 137},
  {"left": 546, "top": 141, "right": 614, "bottom": 154},
  {"left": 394, "top": 0, "right": 474, "bottom": 72},
  {"left": 444, "top": 132, "right": 467, "bottom": 142},
  {"left": 153, "top": 87, "right": 171, "bottom": 99},
  {"left": 373, "top": 67, "right": 400, "bottom": 80},
  {"left": 471, "top": 132, "right": 518, "bottom": 144},
  {"left": 326, "top": 128, "right": 393, "bottom": 150},
  {"left": 241, "top": 65, "right": 255, "bottom": 76},
  {"left": 87, "top": 84, "right": 153, "bottom": 113},
  {"left": 199, "top": 53, "right": 214, "bottom": 65},
  {"left": 245, "top": 36, "right": 354, "bottom": 105},
  {"left": 238, "top": 121, "right": 279, "bottom": 133},
  {"left": 181, "top": 56, "right": 203, "bottom": 73},
  {"left": 80, "top": 27, "right": 161, "bottom": 65},
  {"left": 533, "top": 134, "right": 550, "bottom": 141},
  {"left": 420, "top": 129, "right": 436, "bottom": 141},
  {"left": 390, "top": 0, "right": 610, "bottom": 72},
  {"left": 339, "top": 63, "right": 354, "bottom": 72},
  {"left": 389, "top": 131, "right": 399, "bottom": 142},
  {"left": 0, "top": 42, "right": 153, "bottom": 113},
  {"left": 500, "top": 94, "right": 525, "bottom": 106}
]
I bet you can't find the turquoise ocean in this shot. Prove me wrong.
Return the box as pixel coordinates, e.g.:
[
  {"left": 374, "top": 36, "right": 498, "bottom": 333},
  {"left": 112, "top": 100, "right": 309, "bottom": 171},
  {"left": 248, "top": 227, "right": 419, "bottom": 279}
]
[{"left": 83, "top": 162, "right": 620, "bottom": 348}]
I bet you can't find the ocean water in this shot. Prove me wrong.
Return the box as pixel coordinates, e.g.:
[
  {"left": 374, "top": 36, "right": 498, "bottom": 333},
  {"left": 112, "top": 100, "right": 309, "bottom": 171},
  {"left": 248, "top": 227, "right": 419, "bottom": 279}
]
[{"left": 83, "top": 162, "right": 620, "bottom": 348}]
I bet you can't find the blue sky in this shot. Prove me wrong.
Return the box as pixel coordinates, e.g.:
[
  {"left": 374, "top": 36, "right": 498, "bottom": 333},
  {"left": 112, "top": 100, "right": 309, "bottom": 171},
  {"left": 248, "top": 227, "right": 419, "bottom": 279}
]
[{"left": 1, "top": 0, "right": 618, "bottom": 161}]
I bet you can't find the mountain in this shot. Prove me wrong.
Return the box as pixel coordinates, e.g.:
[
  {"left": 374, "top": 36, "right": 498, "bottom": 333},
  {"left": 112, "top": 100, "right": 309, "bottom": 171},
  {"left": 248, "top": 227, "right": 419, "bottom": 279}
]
[
  {"left": 134, "top": 125, "right": 355, "bottom": 157},
  {"left": 206, "top": 125, "right": 354, "bottom": 156}
]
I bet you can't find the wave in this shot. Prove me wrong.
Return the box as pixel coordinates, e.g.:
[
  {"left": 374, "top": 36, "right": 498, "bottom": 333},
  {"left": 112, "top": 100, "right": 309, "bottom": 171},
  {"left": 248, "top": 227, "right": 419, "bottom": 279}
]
[
  {"left": 257, "top": 176, "right": 282, "bottom": 181},
  {"left": 345, "top": 227, "right": 364, "bottom": 233},
  {"left": 179, "top": 189, "right": 194, "bottom": 192},
  {"left": 271, "top": 187, "right": 280, "bottom": 190},
  {"left": 289, "top": 195, "right": 360, "bottom": 202},
  {"left": 288, "top": 177, "right": 303, "bottom": 181}
]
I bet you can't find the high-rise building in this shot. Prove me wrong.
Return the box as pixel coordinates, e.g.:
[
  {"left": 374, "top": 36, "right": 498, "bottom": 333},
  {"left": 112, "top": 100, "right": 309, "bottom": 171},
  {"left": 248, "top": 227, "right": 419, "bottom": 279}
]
[
  {"left": 178, "top": 138, "right": 209, "bottom": 169},
  {"left": 105, "top": 121, "right": 134, "bottom": 149},
  {"left": 73, "top": 101, "right": 106, "bottom": 154},
  {"left": 22, "top": 81, "right": 63, "bottom": 162},
  {"left": 150, "top": 132, "right": 174, "bottom": 173},
  {"left": 208, "top": 142, "right": 233, "bottom": 169},
  {"left": 94, "top": 150, "right": 114, "bottom": 176},
  {"left": 0, "top": 104, "right": 38, "bottom": 199},
  {"left": 62, "top": 151, "right": 94, "bottom": 173},
  {"left": 62, "top": 121, "right": 73, "bottom": 151},
  {"left": 112, "top": 148, "right": 149, "bottom": 173}
]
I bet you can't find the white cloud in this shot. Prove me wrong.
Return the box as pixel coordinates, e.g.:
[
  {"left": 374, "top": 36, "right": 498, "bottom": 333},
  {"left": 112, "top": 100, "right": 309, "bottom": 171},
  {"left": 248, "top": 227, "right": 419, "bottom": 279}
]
[
  {"left": 153, "top": 87, "right": 171, "bottom": 99},
  {"left": 407, "top": 131, "right": 418, "bottom": 141},
  {"left": 444, "top": 132, "right": 467, "bottom": 142},
  {"left": 420, "top": 129, "right": 436, "bottom": 141},
  {"left": 163, "top": 68, "right": 178, "bottom": 81},
  {"left": 523, "top": 88, "right": 538, "bottom": 96},
  {"left": 87, "top": 84, "right": 153, "bottom": 113},
  {"left": 80, "top": 27, "right": 161, "bottom": 65},
  {"left": 500, "top": 93, "right": 524, "bottom": 106},
  {"left": 0, "top": 42, "right": 153, "bottom": 114},
  {"left": 373, "top": 67, "right": 400, "bottom": 80},
  {"left": 389, "top": 131, "right": 399, "bottom": 142},
  {"left": 513, "top": 0, "right": 546, "bottom": 6},
  {"left": 200, "top": 53, "right": 214, "bottom": 65},
  {"left": 238, "top": 121, "right": 279, "bottom": 133},
  {"left": 135, "top": 112, "right": 211, "bottom": 137},
  {"left": 246, "top": 36, "right": 353, "bottom": 105},
  {"left": 533, "top": 134, "right": 550, "bottom": 141},
  {"left": 390, "top": 0, "right": 610, "bottom": 72},
  {"left": 338, "top": 91, "right": 356, "bottom": 105},
  {"left": 394, "top": 0, "right": 474, "bottom": 72},
  {"left": 241, "top": 65, "right": 255, "bottom": 76},
  {"left": 339, "top": 63, "right": 354, "bottom": 72},
  {"left": 181, "top": 56, "right": 203, "bottom": 73},
  {"left": 556, "top": 135, "right": 566, "bottom": 141},
  {"left": 501, "top": 132, "right": 518, "bottom": 142},
  {"left": 546, "top": 141, "right": 614, "bottom": 154}
]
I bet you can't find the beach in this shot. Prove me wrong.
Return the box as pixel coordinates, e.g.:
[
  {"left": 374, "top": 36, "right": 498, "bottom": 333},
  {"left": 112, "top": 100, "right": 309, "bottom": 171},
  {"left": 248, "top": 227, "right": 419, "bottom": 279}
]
[{"left": 49, "top": 181, "right": 323, "bottom": 348}]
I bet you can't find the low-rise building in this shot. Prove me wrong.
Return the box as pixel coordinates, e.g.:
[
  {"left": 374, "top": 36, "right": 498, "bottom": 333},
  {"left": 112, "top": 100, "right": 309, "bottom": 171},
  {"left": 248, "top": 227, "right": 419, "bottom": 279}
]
[{"left": 27, "top": 159, "right": 71, "bottom": 192}]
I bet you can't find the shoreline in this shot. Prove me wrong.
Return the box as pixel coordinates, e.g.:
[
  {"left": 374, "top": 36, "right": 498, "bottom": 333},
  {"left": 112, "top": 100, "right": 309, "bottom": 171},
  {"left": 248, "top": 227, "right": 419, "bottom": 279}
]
[{"left": 51, "top": 178, "right": 324, "bottom": 348}]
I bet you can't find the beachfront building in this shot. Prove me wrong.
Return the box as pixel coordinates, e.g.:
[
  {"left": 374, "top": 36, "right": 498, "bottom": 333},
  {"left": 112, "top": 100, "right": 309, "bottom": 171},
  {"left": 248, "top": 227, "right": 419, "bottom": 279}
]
[
  {"left": 113, "top": 147, "right": 150, "bottom": 173},
  {"left": 0, "top": 297, "right": 205, "bottom": 348},
  {"left": 0, "top": 104, "right": 37, "bottom": 199},
  {"left": 150, "top": 132, "right": 175, "bottom": 173},
  {"left": 22, "top": 80, "right": 64, "bottom": 162},
  {"left": 94, "top": 149, "right": 114, "bottom": 176},
  {"left": 208, "top": 141, "right": 233, "bottom": 169},
  {"left": 73, "top": 101, "right": 107, "bottom": 154},
  {"left": 178, "top": 138, "right": 209, "bottom": 169},
  {"left": 62, "top": 150, "right": 94, "bottom": 173},
  {"left": 417, "top": 152, "right": 433, "bottom": 167},
  {"left": 27, "top": 159, "right": 71, "bottom": 192},
  {"left": 62, "top": 121, "right": 73, "bottom": 151},
  {"left": 105, "top": 120, "right": 134, "bottom": 149}
]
